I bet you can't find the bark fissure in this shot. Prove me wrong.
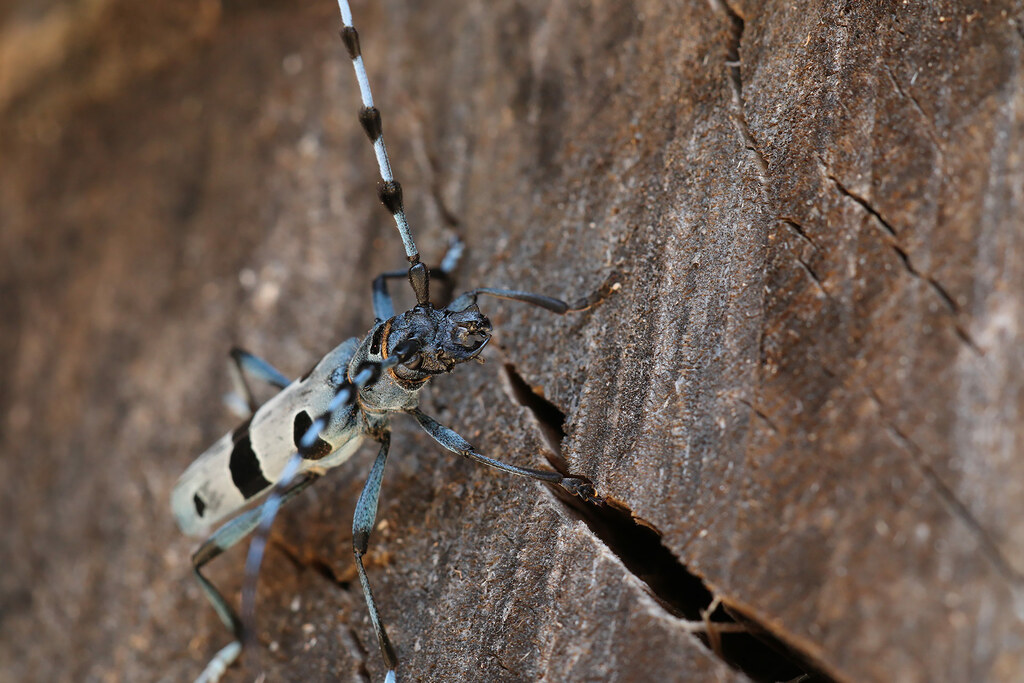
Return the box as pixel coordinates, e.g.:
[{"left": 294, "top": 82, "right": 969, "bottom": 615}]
[
  {"left": 737, "top": 397, "right": 781, "bottom": 435},
  {"left": 778, "top": 219, "right": 831, "bottom": 301},
  {"left": 502, "top": 363, "right": 835, "bottom": 683},
  {"left": 882, "top": 64, "right": 945, "bottom": 153},
  {"left": 712, "top": 0, "right": 769, "bottom": 179},
  {"left": 338, "top": 628, "right": 372, "bottom": 683},
  {"left": 828, "top": 175, "right": 899, "bottom": 237},
  {"left": 502, "top": 362, "right": 571, "bottom": 472},
  {"left": 781, "top": 218, "right": 821, "bottom": 251},
  {"left": 794, "top": 256, "right": 830, "bottom": 299},
  {"left": 828, "top": 175, "right": 980, "bottom": 353},
  {"left": 271, "top": 537, "right": 354, "bottom": 592}
]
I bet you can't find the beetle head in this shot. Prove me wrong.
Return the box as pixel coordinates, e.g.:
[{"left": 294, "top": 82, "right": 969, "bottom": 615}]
[{"left": 386, "top": 304, "right": 492, "bottom": 379}]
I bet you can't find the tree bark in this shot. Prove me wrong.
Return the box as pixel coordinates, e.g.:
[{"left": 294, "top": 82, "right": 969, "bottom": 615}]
[{"left": 2, "top": 1, "right": 1022, "bottom": 682}]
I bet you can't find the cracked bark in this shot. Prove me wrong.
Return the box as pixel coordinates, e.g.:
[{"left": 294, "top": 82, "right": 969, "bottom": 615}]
[
  {"left": 827, "top": 174, "right": 981, "bottom": 352},
  {"left": 2, "top": 1, "right": 1023, "bottom": 683},
  {"left": 713, "top": 0, "right": 769, "bottom": 179},
  {"left": 503, "top": 362, "right": 829, "bottom": 682}
]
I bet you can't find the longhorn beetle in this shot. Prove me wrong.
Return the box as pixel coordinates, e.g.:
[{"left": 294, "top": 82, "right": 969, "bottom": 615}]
[{"left": 172, "top": 1, "right": 604, "bottom": 681}]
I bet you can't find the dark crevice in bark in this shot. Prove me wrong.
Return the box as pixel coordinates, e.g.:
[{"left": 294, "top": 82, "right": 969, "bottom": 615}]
[
  {"left": 828, "top": 175, "right": 981, "bottom": 354},
  {"left": 926, "top": 276, "right": 963, "bottom": 319},
  {"left": 781, "top": 218, "right": 820, "bottom": 251},
  {"left": 271, "top": 537, "right": 354, "bottom": 592},
  {"left": 338, "top": 627, "right": 372, "bottom": 683},
  {"left": 881, "top": 64, "right": 945, "bottom": 153},
  {"left": 557, "top": 494, "right": 830, "bottom": 683},
  {"left": 502, "top": 363, "right": 835, "bottom": 683},
  {"left": 863, "top": 388, "right": 1024, "bottom": 588},
  {"left": 828, "top": 175, "right": 899, "bottom": 237},
  {"left": 737, "top": 396, "right": 781, "bottom": 434},
  {"left": 502, "top": 362, "right": 570, "bottom": 471},
  {"left": 794, "top": 255, "right": 830, "bottom": 299},
  {"left": 713, "top": 0, "right": 769, "bottom": 179}
]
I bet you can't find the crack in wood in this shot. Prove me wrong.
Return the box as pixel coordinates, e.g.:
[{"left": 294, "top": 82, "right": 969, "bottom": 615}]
[
  {"left": 712, "top": 0, "right": 769, "bottom": 179},
  {"left": 827, "top": 174, "right": 982, "bottom": 354},
  {"left": 828, "top": 175, "right": 899, "bottom": 238},
  {"left": 793, "top": 254, "right": 831, "bottom": 300},
  {"left": 270, "top": 537, "right": 354, "bottom": 592},
  {"left": 267, "top": 538, "right": 377, "bottom": 681},
  {"left": 778, "top": 216, "right": 830, "bottom": 298},
  {"left": 736, "top": 396, "right": 782, "bottom": 435},
  {"left": 502, "top": 362, "right": 835, "bottom": 683},
  {"left": 881, "top": 63, "right": 945, "bottom": 154},
  {"left": 780, "top": 218, "right": 821, "bottom": 252},
  {"left": 338, "top": 624, "right": 372, "bottom": 683}
]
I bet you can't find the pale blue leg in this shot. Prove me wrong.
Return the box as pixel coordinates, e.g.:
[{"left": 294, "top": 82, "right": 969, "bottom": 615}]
[
  {"left": 372, "top": 272, "right": 400, "bottom": 322},
  {"left": 437, "top": 235, "right": 464, "bottom": 275},
  {"left": 191, "top": 471, "right": 319, "bottom": 683},
  {"left": 353, "top": 436, "right": 399, "bottom": 679},
  {"left": 228, "top": 347, "right": 291, "bottom": 414},
  {"left": 410, "top": 408, "right": 601, "bottom": 503},
  {"left": 194, "top": 641, "right": 241, "bottom": 683}
]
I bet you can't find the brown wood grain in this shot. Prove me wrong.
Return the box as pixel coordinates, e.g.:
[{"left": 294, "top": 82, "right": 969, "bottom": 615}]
[{"left": 2, "top": 1, "right": 1022, "bottom": 681}]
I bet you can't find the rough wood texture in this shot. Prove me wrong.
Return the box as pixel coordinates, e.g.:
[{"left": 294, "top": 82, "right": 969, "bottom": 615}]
[{"left": 2, "top": 1, "right": 1022, "bottom": 681}]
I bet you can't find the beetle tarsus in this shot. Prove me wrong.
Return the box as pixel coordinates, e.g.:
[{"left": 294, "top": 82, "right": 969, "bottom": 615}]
[{"left": 560, "top": 476, "right": 603, "bottom": 505}]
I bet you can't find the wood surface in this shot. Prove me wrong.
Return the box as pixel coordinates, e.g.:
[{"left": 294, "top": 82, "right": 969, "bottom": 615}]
[{"left": 2, "top": 1, "right": 1022, "bottom": 681}]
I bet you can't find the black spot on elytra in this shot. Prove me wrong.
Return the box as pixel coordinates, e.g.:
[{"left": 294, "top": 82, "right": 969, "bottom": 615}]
[
  {"left": 193, "top": 493, "right": 207, "bottom": 517},
  {"left": 294, "top": 411, "right": 333, "bottom": 460},
  {"left": 229, "top": 431, "right": 271, "bottom": 499}
]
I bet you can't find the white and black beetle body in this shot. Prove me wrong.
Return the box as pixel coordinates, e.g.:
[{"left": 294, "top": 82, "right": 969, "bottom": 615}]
[
  {"left": 173, "top": 338, "right": 363, "bottom": 538},
  {"left": 173, "top": 3, "right": 605, "bottom": 682},
  {"left": 173, "top": 301, "right": 495, "bottom": 538}
]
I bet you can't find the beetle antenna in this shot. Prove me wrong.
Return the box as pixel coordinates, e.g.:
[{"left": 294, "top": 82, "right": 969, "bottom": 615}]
[{"left": 337, "top": 0, "right": 430, "bottom": 305}]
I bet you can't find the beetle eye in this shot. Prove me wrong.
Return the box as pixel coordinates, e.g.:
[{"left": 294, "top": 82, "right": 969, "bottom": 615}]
[
  {"left": 453, "top": 326, "right": 487, "bottom": 349},
  {"left": 403, "top": 353, "right": 422, "bottom": 370}
]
